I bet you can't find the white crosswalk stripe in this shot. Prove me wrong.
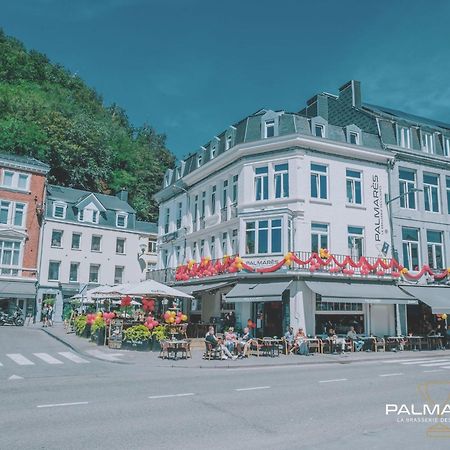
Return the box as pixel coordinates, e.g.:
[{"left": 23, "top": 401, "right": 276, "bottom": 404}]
[
  {"left": 58, "top": 352, "right": 89, "bottom": 364},
  {"left": 6, "top": 354, "right": 35, "bottom": 365},
  {"left": 0, "top": 361, "right": 3, "bottom": 366},
  {"left": 33, "top": 353, "right": 63, "bottom": 365},
  {"left": 420, "top": 361, "right": 450, "bottom": 367},
  {"left": 402, "top": 359, "right": 450, "bottom": 365}
]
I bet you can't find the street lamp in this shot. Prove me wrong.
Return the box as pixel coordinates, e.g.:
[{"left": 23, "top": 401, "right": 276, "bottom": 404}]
[{"left": 384, "top": 188, "right": 423, "bottom": 337}]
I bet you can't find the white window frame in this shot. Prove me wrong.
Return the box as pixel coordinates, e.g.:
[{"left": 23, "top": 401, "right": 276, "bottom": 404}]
[
  {"left": 264, "top": 120, "right": 275, "bottom": 138},
  {"left": 116, "top": 212, "right": 128, "bottom": 228},
  {"left": 210, "top": 144, "right": 217, "bottom": 159},
  {"left": 91, "top": 235, "right": 102, "bottom": 252},
  {"left": 397, "top": 126, "right": 411, "bottom": 149},
  {"left": 52, "top": 202, "right": 67, "bottom": 219},
  {"left": 0, "top": 200, "right": 26, "bottom": 227},
  {"left": 399, "top": 168, "right": 417, "bottom": 209},
  {"left": 444, "top": 137, "right": 450, "bottom": 157},
  {"left": 349, "top": 131, "right": 359, "bottom": 145},
  {"left": 347, "top": 226, "right": 364, "bottom": 259},
  {"left": 314, "top": 124, "right": 324, "bottom": 138},
  {"left": 116, "top": 238, "right": 126, "bottom": 255},
  {"left": 71, "top": 232, "right": 81, "bottom": 250},
  {"left": 311, "top": 223, "right": 329, "bottom": 253},
  {"left": 1, "top": 170, "right": 30, "bottom": 191},
  {"left": 427, "top": 230, "right": 444, "bottom": 270},
  {"left": 114, "top": 266, "right": 124, "bottom": 284},
  {"left": 402, "top": 228, "right": 421, "bottom": 270},
  {"left": 197, "top": 153, "right": 203, "bottom": 167},
  {"left": 225, "top": 135, "right": 232, "bottom": 150},
  {"left": 423, "top": 173, "right": 440, "bottom": 213},
  {"left": 69, "top": 262, "right": 79, "bottom": 282},
  {"left": 310, "top": 163, "right": 328, "bottom": 200},
  {"left": 274, "top": 163, "right": 289, "bottom": 199},
  {"left": 421, "top": 131, "right": 434, "bottom": 153},
  {"left": 245, "top": 218, "right": 283, "bottom": 255},
  {"left": 346, "top": 169, "right": 363, "bottom": 205},
  {"left": 0, "top": 239, "right": 21, "bottom": 275},
  {"left": 254, "top": 166, "right": 269, "bottom": 201},
  {"left": 48, "top": 260, "right": 61, "bottom": 281},
  {"left": 89, "top": 264, "right": 100, "bottom": 283},
  {"left": 51, "top": 229, "right": 63, "bottom": 248}
]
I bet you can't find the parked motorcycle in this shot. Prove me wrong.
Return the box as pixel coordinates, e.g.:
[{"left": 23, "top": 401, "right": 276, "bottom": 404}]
[{"left": 0, "top": 309, "right": 24, "bottom": 326}]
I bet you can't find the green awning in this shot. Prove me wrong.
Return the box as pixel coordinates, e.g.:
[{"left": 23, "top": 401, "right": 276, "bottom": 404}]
[{"left": 0, "top": 280, "right": 36, "bottom": 299}]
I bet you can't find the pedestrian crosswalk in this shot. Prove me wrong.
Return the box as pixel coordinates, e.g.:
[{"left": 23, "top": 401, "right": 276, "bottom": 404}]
[
  {"left": 383, "top": 357, "right": 450, "bottom": 369},
  {"left": 1, "top": 351, "right": 90, "bottom": 367}
]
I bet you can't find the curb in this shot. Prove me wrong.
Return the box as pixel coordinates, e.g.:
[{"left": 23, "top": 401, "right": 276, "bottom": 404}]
[
  {"left": 155, "top": 351, "right": 450, "bottom": 369},
  {"left": 40, "top": 328, "right": 131, "bottom": 365}
]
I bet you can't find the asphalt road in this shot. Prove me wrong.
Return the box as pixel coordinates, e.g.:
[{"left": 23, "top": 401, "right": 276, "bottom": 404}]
[{"left": 1, "top": 327, "right": 450, "bottom": 450}]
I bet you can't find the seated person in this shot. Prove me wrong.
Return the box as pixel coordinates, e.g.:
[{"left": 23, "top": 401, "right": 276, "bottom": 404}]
[
  {"left": 284, "top": 326, "right": 295, "bottom": 352},
  {"left": 224, "top": 327, "right": 238, "bottom": 353},
  {"left": 347, "top": 326, "right": 364, "bottom": 351},
  {"left": 328, "top": 328, "right": 346, "bottom": 353},
  {"left": 205, "top": 326, "right": 237, "bottom": 360},
  {"left": 237, "top": 327, "right": 252, "bottom": 358},
  {"left": 294, "top": 328, "right": 309, "bottom": 355}
]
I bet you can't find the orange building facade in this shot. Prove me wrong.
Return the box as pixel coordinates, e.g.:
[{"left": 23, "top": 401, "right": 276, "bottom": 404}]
[{"left": 0, "top": 153, "right": 50, "bottom": 319}]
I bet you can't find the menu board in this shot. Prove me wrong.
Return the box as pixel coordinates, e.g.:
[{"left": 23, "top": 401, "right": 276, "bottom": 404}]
[{"left": 108, "top": 319, "right": 123, "bottom": 349}]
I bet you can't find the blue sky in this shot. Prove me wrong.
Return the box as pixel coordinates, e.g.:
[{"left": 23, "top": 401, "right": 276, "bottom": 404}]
[{"left": 2, "top": 0, "right": 450, "bottom": 159}]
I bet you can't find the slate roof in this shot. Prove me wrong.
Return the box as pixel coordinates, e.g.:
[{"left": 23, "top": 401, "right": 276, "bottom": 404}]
[
  {"left": 0, "top": 152, "right": 50, "bottom": 172},
  {"left": 135, "top": 220, "right": 157, "bottom": 234},
  {"left": 47, "top": 185, "right": 135, "bottom": 213},
  {"left": 363, "top": 103, "right": 450, "bottom": 131}
]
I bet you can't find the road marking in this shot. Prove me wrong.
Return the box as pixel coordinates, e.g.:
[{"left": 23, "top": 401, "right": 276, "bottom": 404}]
[
  {"left": 6, "top": 353, "right": 34, "bottom": 365},
  {"left": 33, "top": 353, "right": 63, "bottom": 365},
  {"left": 402, "top": 359, "right": 450, "bottom": 365},
  {"left": 420, "top": 361, "right": 450, "bottom": 367},
  {"left": 148, "top": 393, "right": 195, "bottom": 399},
  {"left": 58, "top": 352, "right": 89, "bottom": 364},
  {"left": 384, "top": 358, "right": 445, "bottom": 364},
  {"left": 0, "top": 361, "right": 3, "bottom": 366},
  {"left": 8, "top": 374, "right": 23, "bottom": 380},
  {"left": 37, "top": 402, "right": 89, "bottom": 409},
  {"left": 423, "top": 369, "right": 444, "bottom": 373},
  {"left": 319, "top": 378, "right": 348, "bottom": 383},
  {"left": 379, "top": 373, "right": 403, "bottom": 377},
  {"left": 235, "top": 386, "right": 271, "bottom": 391}
]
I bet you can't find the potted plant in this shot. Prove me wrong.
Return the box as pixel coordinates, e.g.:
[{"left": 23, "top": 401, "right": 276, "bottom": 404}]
[
  {"left": 90, "top": 316, "right": 106, "bottom": 346},
  {"left": 151, "top": 325, "right": 167, "bottom": 352},
  {"left": 123, "top": 325, "right": 151, "bottom": 351},
  {"left": 74, "top": 315, "right": 87, "bottom": 336}
]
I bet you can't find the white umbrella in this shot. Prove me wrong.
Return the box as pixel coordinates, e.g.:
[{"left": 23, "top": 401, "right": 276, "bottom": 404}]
[
  {"left": 111, "top": 299, "right": 141, "bottom": 306},
  {"left": 90, "top": 285, "right": 121, "bottom": 299},
  {"left": 106, "top": 280, "right": 194, "bottom": 299}
]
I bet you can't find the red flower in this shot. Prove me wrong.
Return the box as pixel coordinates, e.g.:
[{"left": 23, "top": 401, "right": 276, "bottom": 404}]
[{"left": 121, "top": 295, "right": 132, "bottom": 307}]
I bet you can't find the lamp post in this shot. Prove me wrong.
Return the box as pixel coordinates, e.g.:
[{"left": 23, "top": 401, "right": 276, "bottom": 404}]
[{"left": 384, "top": 188, "right": 423, "bottom": 336}]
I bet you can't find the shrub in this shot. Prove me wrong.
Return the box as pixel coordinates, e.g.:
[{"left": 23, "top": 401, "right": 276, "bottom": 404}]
[
  {"left": 74, "top": 315, "right": 87, "bottom": 335},
  {"left": 152, "top": 325, "right": 167, "bottom": 342},
  {"left": 124, "top": 325, "right": 151, "bottom": 343},
  {"left": 91, "top": 316, "right": 106, "bottom": 335}
]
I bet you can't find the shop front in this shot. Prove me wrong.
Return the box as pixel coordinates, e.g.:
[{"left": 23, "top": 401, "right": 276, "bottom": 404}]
[{"left": 0, "top": 279, "right": 37, "bottom": 320}]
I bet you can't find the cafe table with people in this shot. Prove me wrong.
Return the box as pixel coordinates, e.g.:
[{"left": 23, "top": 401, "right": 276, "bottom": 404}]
[{"left": 201, "top": 321, "right": 449, "bottom": 360}]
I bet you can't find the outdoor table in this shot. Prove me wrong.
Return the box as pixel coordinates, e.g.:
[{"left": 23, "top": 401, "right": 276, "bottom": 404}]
[
  {"left": 260, "top": 339, "right": 281, "bottom": 357},
  {"left": 385, "top": 336, "right": 404, "bottom": 352},
  {"left": 405, "top": 336, "right": 423, "bottom": 351},
  {"left": 427, "top": 335, "right": 443, "bottom": 350},
  {"left": 166, "top": 339, "right": 188, "bottom": 360}
]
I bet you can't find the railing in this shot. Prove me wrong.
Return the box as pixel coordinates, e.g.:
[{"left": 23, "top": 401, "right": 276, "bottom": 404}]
[{"left": 147, "top": 252, "right": 395, "bottom": 284}]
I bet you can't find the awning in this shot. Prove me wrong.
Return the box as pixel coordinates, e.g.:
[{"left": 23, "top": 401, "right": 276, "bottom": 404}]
[
  {"left": 306, "top": 281, "right": 417, "bottom": 305},
  {"left": 0, "top": 280, "right": 36, "bottom": 299},
  {"left": 400, "top": 286, "right": 450, "bottom": 314},
  {"left": 225, "top": 280, "right": 292, "bottom": 303},
  {"left": 174, "top": 282, "right": 233, "bottom": 296}
]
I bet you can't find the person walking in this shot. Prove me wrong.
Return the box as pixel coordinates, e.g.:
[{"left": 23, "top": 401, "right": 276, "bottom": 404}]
[
  {"left": 41, "top": 304, "right": 48, "bottom": 327},
  {"left": 47, "top": 305, "right": 53, "bottom": 327}
]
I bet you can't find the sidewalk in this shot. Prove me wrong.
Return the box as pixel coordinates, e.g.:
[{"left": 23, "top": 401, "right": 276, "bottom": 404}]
[{"left": 39, "top": 323, "right": 450, "bottom": 369}]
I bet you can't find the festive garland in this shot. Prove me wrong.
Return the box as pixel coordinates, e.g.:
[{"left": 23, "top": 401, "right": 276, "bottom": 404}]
[{"left": 175, "top": 251, "right": 450, "bottom": 282}]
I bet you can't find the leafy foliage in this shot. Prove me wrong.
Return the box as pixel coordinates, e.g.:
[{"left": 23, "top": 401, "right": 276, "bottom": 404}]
[
  {"left": 124, "top": 324, "right": 151, "bottom": 342},
  {"left": 0, "top": 29, "right": 174, "bottom": 221}
]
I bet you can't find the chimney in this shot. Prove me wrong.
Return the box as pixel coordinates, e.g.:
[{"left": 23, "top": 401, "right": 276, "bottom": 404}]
[
  {"left": 305, "top": 94, "right": 328, "bottom": 120},
  {"left": 338, "top": 80, "right": 361, "bottom": 108},
  {"left": 116, "top": 188, "right": 128, "bottom": 203}
]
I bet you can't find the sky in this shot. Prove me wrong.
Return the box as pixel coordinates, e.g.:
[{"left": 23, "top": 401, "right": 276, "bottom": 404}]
[{"left": 2, "top": 0, "right": 450, "bottom": 160}]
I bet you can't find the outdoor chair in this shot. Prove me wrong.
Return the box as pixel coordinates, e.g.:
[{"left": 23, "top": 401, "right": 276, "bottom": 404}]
[
  {"left": 159, "top": 340, "right": 170, "bottom": 359},
  {"left": 374, "top": 337, "right": 385, "bottom": 352},
  {"left": 182, "top": 339, "right": 192, "bottom": 359},
  {"left": 203, "top": 341, "right": 222, "bottom": 360},
  {"left": 247, "top": 338, "right": 261, "bottom": 357},
  {"left": 307, "top": 338, "right": 322, "bottom": 354}
]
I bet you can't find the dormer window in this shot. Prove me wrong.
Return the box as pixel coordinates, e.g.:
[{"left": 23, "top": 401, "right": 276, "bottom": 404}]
[
  {"left": 349, "top": 131, "right": 359, "bottom": 145},
  {"left": 175, "top": 167, "right": 181, "bottom": 179},
  {"left": 211, "top": 145, "right": 217, "bottom": 159},
  {"left": 315, "top": 124, "right": 324, "bottom": 138},
  {"left": 225, "top": 135, "right": 232, "bottom": 150},
  {"left": 78, "top": 207, "right": 99, "bottom": 224},
  {"left": 197, "top": 153, "right": 203, "bottom": 167},
  {"left": 52, "top": 202, "right": 67, "bottom": 219},
  {"left": 421, "top": 131, "right": 434, "bottom": 153},
  {"left": 398, "top": 126, "right": 411, "bottom": 148},
  {"left": 444, "top": 137, "right": 450, "bottom": 157},
  {"left": 116, "top": 212, "right": 128, "bottom": 228},
  {"left": 264, "top": 120, "right": 275, "bottom": 138}
]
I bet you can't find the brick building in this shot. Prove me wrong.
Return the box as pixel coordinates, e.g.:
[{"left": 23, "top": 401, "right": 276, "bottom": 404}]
[{"left": 0, "top": 153, "right": 50, "bottom": 318}]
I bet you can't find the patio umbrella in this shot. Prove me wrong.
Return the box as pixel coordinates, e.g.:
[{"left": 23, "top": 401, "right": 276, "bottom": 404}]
[
  {"left": 111, "top": 299, "right": 141, "bottom": 306},
  {"left": 106, "top": 280, "right": 194, "bottom": 299}
]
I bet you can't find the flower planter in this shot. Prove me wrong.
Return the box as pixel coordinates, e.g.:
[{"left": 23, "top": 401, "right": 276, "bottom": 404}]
[
  {"left": 123, "top": 339, "right": 151, "bottom": 351},
  {"left": 91, "top": 329, "right": 105, "bottom": 346},
  {"left": 82, "top": 324, "right": 91, "bottom": 338},
  {"left": 152, "top": 336, "right": 161, "bottom": 352}
]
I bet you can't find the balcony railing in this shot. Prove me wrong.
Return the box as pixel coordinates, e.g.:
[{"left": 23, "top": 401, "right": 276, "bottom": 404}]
[
  {"left": 230, "top": 203, "right": 237, "bottom": 219},
  {"left": 220, "top": 207, "right": 228, "bottom": 222},
  {"left": 146, "top": 252, "right": 396, "bottom": 285}
]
